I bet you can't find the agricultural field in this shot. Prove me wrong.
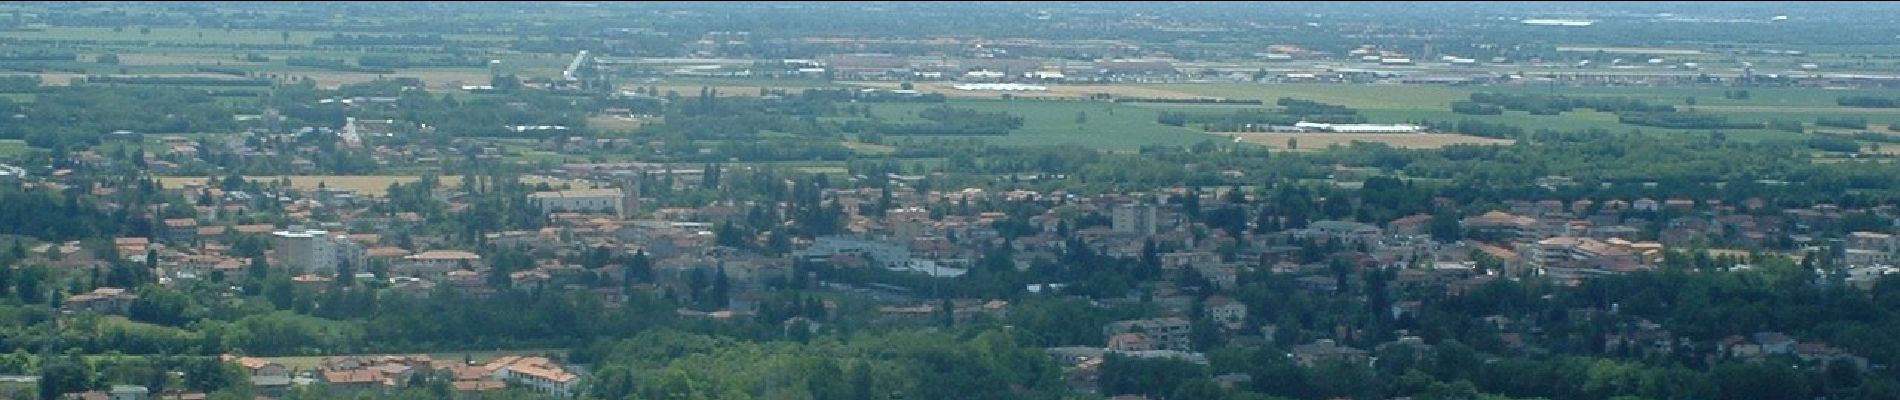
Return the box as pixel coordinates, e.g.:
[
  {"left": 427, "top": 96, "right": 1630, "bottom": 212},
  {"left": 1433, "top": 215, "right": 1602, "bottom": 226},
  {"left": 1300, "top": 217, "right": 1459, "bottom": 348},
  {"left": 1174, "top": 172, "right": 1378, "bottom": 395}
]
[
  {"left": 840, "top": 141, "right": 897, "bottom": 155},
  {"left": 1221, "top": 132, "right": 1516, "bottom": 151},
  {"left": 0, "top": 27, "right": 511, "bottom": 46},
  {"left": 0, "top": 26, "right": 566, "bottom": 89},
  {"left": 1147, "top": 82, "right": 1879, "bottom": 142},
  {"left": 586, "top": 115, "right": 650, "bottom": 132},
  {"left": 839, "top": 81, "right": 1891, "bottom": 151}
]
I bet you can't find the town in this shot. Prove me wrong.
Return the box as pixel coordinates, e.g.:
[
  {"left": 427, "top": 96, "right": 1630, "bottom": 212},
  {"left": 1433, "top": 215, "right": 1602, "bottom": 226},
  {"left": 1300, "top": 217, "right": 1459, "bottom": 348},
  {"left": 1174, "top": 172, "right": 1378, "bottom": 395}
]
[{"left": 3, "top": 2, "right": 1900, "bottom": 400}]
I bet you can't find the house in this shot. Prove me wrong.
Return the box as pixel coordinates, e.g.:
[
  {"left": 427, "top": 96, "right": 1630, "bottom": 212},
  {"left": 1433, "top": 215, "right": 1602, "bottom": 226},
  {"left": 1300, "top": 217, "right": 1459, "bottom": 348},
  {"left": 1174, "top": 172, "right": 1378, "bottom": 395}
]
[
  {"left": 63, "top": 385, "right": 149, "bottom": 400},
  {"left": 1633, "top": 198, "right": 1661, "bottom": 212},
  {"left": 1387, "top": 214, "right": 1434, "bottom": 237},
  {"left": 397, "top": 250, "right": 483, "bottom": 280},
  {"left": 64, "top": 287, "right": 138, "bottom": 314},
  {"left": 1290, "top": 339, "right": 1369, "bottom": 367},
  {"left": 1753, "top": 332, "right": 1796, "bottom": 355},
  {"left": 161, "top": 219, "right": 198, "bottom": 243},
  {"left": 1104, "top": 318, "right": 1192, "bottom": 352},
  {"left": 1462, "top": 211, "right": 1537, "bottom": 241},
  {"left": 221, "top": 355, "right": 291, "bottom": 392},
  {"left": 1107, "top": 333, "right": 1152, "bottom": 352},
  {"left": 486, "top": 356, "right": 579, "bottom": 397},
  {"left": 1305, "top": 220, "right": 1382, "bottom": 244},
  {"left": 1203, "top": 296, "right": 1248, "bottom": 331},
  {"left": 319, "top": 369, "right": 384, "bottom": 394}
]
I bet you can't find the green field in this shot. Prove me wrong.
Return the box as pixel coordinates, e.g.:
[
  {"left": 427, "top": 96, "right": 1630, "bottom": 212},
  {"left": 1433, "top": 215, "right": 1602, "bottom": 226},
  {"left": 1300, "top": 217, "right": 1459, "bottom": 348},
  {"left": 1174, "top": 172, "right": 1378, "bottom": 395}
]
[
  {"left": 2, "top": 27, "right": 513, "bottom": 46},
  {"left": 0, "top": 139, "right": 28, "bottom": 159},
  {"left": 867, "top": 99, "right": 1218, "bottom": 150},
  {"left": 1147, "top": 82, "right": 1869, "bottom": 142},
  {"left": 0, "top": 26, "right": 569, "bottom": 87}
]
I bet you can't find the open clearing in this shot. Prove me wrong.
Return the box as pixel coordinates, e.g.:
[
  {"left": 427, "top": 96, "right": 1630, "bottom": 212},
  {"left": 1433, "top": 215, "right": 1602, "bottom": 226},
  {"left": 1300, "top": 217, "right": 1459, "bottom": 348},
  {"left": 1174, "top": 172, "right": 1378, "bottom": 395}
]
[
  {"left": 1222, "top": 132, "right": 1515, "bottom": 150},
  {"left": 0, "top": 139, "right": 28, "bottom": 158},
  {"left": 841, "top": 141, "right": 898, "bottom": 154},
  {"left": 587, "top": 115, "right": 649, "bottom": 131}
]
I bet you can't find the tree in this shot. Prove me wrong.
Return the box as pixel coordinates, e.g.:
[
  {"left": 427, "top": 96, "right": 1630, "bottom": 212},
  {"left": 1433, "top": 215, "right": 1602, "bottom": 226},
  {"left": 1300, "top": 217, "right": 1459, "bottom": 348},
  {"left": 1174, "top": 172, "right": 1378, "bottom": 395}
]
[
  {"left": 586, "top": 365, "right": 636, "bottom": 400},
  {"left": 711, "top": 266, "right": 731, "bottom": 308},
  {"left": 628, "top": 250, "right": 653, "bottom": 284},
  {"left": 808, "top": 359, "right": 849, "bottom": 399},
  {"left": 1287, "top": 137, "right": 1298, "bottom": 149},
  {"left": 39, "top": 358, "right": 92, "bottom": 400},
  {"left": 1430, "top": 210, "right": 1463, "bottom": 242},
  {"left": 849, "top": 361, "right": 875, "bottom": 400},
  {"left": 1713, "top": 362, "right": 1808, "bottom": 400}
]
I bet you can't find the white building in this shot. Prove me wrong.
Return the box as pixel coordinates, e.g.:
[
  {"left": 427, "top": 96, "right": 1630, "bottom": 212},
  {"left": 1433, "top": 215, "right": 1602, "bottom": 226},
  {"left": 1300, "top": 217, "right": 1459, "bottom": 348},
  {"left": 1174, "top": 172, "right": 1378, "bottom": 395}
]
[
  {"left": 950, "top": 83, "right": 1048, "bottom": 91},
  {"left": 1521, "top": 19, "right": 1594, "bottom": 27},
  {"left": 796, "top": 236, "right": 910, "bottom": 269},
  {"left": 487, "top": 356, "right": 579, "bottom": 397},
  {"left": 272, "top": 226, "right": 360, "bottom": 275},
  {"left": 894, "top": 259, "right": 967, "bottom": 278},
  {"left": 397, "top": 250, "right": 484, "bottom": 280},
  {"left": 529, "top": 188, "right": 630, "bottom": 218},
  {"left": 1293, "top": 121, "right": 1424, "bottom": 134}
]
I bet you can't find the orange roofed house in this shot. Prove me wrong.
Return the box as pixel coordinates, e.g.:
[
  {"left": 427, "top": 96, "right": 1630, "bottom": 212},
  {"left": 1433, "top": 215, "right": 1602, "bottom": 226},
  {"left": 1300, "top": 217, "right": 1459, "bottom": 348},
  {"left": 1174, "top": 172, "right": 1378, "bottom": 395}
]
[{"left": 485, "top": 356, "right": 579, "bottom": 397}]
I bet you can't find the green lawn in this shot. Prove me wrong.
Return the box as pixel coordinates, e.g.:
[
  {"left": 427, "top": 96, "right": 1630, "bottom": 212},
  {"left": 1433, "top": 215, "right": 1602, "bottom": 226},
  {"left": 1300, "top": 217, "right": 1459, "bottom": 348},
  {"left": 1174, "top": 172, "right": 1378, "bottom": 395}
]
[
  {"left": 0, "top": 139, "right": 28, "bottom": 159},
  {"left": 867, "top": 99, "right": 1220, "bottom": 150}
]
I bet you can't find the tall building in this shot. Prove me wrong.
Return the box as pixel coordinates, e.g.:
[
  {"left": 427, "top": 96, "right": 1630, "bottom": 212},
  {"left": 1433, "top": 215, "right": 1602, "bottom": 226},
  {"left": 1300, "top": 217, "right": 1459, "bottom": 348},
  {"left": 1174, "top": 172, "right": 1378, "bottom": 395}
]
[
  {"left": 621, "top": 178, "right": 641, "bottom": 218},
  {"left": 273, "top": 226, "right": 338, "bottom": 275},
  {"left": 1112, "top": 203, "right": 1157, "bottom": 236}
]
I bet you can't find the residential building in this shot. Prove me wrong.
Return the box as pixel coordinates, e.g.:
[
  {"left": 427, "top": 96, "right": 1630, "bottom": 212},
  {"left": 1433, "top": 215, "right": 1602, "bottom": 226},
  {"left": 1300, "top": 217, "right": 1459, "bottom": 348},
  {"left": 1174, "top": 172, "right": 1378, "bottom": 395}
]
[
  {"left": 397, "top": 250, "right": 483, "bottom": 280},
  {"left": 1104, "top": 317, "right": 1192, "bottom": 352},
  {"left": 529, "top": 188, "right": 632, "bottom": 218},
  {"left": 1290, "top": 339, "right": 1370, "bottom": 367},
  {"left": 1532, "top": 237, "right": 1658, "bottom": 284},
  {"left": 1844, "top": 231, "right": 1899, "bottom": 267},
  {"left": 795, "top": 236, "right": 910, "bottom": 269},
  {"left": 1113, "top": 203, "right": 1158, "bottom": 236},
  {"left": 1204, "top": 296, "right": 1248, "bottom": 331},
  {"left": 64, "top": 287, "right": 138, "bottom": 314},
  {"left": 272, "top": 226, "right": 358, "bottom": 275},
  {"left": 486, "top": 356, "right": 579, "bottom": 397},
  {"left": 1462, "top": 211, "right": 1537, "bottom": 241}
]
